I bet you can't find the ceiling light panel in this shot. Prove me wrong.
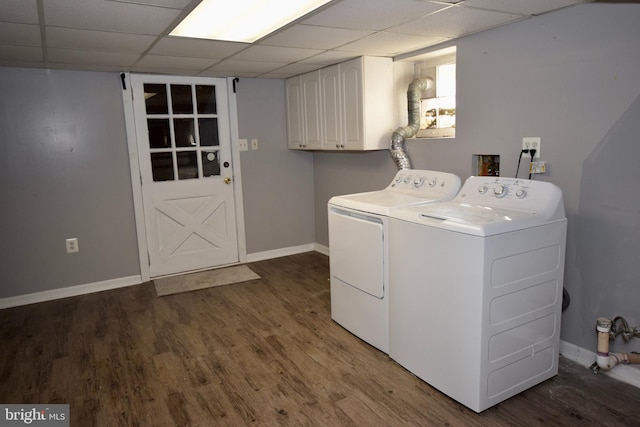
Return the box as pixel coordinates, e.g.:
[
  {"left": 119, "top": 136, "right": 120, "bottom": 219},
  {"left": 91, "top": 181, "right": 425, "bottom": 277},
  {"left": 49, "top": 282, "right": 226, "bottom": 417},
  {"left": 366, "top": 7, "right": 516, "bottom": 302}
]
[{"left": 170, "top": 0, "right": 332, "bottom": 43}]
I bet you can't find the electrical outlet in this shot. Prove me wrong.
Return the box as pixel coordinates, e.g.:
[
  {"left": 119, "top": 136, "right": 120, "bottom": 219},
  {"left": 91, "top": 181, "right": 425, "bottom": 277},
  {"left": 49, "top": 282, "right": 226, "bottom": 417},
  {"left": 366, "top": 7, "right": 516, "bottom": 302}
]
[
  {"left": 66, "top": 238, "right": 79, "bottom": 253},
  {"left": 251, "top": 138, "right": 259, "bottom": 150},
  {"left": 238, "top": 139, "right": 248, "bottom": 152},
  {"left": 522, "top": 137, "right": 541, "bottom": 159}
]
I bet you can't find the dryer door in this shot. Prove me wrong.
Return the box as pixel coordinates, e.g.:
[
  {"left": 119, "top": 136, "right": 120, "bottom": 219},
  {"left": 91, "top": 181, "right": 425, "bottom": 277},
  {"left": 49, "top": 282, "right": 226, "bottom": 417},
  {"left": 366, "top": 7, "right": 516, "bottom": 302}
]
[{"left": 329, "top": 208, "right": 384, "bottom": 298}]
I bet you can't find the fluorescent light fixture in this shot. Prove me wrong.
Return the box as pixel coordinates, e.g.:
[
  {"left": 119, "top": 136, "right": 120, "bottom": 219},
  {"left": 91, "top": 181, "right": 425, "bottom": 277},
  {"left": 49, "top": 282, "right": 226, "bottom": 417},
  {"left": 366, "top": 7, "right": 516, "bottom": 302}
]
[{"left": 170, "top": 0, "right": 332, "bottom": 43}]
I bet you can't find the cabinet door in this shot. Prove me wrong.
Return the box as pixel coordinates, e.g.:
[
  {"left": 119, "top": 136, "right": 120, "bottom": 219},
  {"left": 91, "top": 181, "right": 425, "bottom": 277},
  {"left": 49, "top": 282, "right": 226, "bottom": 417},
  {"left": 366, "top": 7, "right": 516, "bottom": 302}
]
[
  {"left": 301, "top": 71, "right": 323, "bottom": 150},
  {"left": 340, "top": 58, "right": 364, "bottom": 150},
  {"left": 321, "top": 64, "right": 342, "bottom": 149},
  {"left": 285, "top": 76, "right": 305, "bottom": 149}
]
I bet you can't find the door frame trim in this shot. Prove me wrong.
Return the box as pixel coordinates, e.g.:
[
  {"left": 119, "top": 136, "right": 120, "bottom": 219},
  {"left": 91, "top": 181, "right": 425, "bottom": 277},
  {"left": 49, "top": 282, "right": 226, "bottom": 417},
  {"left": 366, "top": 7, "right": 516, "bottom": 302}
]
[{"left": 121, "top": 73, "right": 247, "bottom": 282}]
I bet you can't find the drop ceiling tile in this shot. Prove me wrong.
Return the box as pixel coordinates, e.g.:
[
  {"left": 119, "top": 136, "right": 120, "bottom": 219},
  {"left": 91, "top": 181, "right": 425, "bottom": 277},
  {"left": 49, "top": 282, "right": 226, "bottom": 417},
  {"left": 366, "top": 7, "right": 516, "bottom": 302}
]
[
  {"left": 260, "top": 25, "right": 373, "bottom": 50},
  {"left": 0, "top": 23, "right": 41, "bottom": 46},
  {"left": 150, "top": 37, "right": 249, "bottom": 59},
  {"left": 301, "top": 0, "right": 450, "bottom": 30},
  {"left": 0, "top": 45, "right": 43, "bottom": 62},
  {"left": 230, "top": 45, "right": 324, "bottom": 63},
  {"left": 207, "top": 59, "right": 285, "bottom": 74},
  {"left": 337, "top": 31, "right": 448, "bottom": 56},
  {"left": 47, "top": 48, "right": 140, "bottom": 67},
  {"left": 43, "top": 0, "right": 180, "bottom": 35},
  {"left": 390, "top": 5, "right": 523, "bottom": 39},
  {"left": 105, "top": 0, "right": 192, "bottom": 8},
  {"left": 46, "top": 27, "right": 156, "bottom": 53},
  {"left": 464, "top": 0, "right": 587, "bottom": 16},
  {"left": 0, "top": 0, "right": 39, "bottom": 24},
  {"left": 298, "top": 51, "right": 360, "bottom": 65},
  {"left": 135, "top": 54, "right": 215, "bottom": 70}
]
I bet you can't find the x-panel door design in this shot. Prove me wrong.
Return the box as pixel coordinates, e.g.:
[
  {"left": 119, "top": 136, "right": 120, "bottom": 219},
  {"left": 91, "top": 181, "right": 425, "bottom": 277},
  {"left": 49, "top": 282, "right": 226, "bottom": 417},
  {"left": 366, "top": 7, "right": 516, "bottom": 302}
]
[{"left": 131, "top": 74, "right": 239, "bottom": 277}]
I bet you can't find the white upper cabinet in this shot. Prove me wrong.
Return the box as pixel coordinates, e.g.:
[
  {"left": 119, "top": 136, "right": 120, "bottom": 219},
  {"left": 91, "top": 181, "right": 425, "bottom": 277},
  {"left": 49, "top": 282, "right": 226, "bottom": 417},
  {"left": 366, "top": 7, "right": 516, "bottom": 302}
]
[{"left": 286, "top": 56, "right": 394, "bottom": 151}]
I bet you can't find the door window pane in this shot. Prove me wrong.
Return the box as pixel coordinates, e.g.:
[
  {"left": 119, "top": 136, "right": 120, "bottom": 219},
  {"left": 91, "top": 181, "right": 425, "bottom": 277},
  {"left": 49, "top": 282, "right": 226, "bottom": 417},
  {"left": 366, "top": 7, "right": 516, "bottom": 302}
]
[
  {"left": 196, "top": 85, "right": 216, "bottom": 114},
  {"left": 148, "top": 119, "right": 171, "bottom": 148},
  {"left": 151, "top": 152, "right": 174, "bottom": 181},
  {"left": 202, "top": 151, "right": 220, "bottom": 177},
  {"left": 144, "top": 84, "right": 168, "bottom": 114},
  {"left": 174, "top": 118, "right": 195, "bottom": 147},
  {"left": 171, "top": 84, "right": 193, "bottom": 114},
  {"left": 177, "top": 151, "right": 198, "bottom": 180},
  {"left": 199, "top": 118, "right": 219, "bottom": 147}
]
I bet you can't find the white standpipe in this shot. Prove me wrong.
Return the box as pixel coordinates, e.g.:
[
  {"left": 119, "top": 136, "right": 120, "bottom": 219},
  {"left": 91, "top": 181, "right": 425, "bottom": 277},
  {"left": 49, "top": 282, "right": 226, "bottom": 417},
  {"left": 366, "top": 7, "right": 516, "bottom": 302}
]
[{"left": 596, "top": 317, "right": 640, "bottom": 371}]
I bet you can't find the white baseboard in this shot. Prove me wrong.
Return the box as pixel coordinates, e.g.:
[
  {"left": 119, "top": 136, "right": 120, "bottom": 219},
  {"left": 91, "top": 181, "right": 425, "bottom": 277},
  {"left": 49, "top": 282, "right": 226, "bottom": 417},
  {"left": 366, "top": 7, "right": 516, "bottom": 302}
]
[
  {"left": 246, "top": 243, "right": 318, "bottom": 263},
  {"left": 314, "top": 243, "right": 329, "bottom": 256},
  {"left": 560, "top": 340, "right": 640, "bottom": 389},
  {"left": 0, "top": 275, "right": 142, "bottom": 310}
]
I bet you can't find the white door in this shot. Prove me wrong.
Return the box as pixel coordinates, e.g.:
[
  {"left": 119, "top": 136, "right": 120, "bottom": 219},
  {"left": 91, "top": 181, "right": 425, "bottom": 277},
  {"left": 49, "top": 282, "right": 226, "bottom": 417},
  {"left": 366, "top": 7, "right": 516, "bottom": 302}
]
[{"left": 130, "top": 74, "right": 239, "bottom": 277}]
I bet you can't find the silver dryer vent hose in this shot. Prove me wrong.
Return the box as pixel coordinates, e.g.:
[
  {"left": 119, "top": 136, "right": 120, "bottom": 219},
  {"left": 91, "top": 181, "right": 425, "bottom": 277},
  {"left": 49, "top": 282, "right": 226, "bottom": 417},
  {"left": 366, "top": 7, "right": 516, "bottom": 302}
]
[{"left": 390, "top": 77, "right": 433, "bottom": 170}]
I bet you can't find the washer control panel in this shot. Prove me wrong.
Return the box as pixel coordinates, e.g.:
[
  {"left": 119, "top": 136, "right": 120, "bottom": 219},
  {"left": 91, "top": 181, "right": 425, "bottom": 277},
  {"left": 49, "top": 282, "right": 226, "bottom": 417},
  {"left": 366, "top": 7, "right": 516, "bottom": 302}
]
[
  {"left": 389, "top": 170, "right": 460, "bottom": 196},
  {"left": 456, "top": 176, "right": 564, "bottom": 218}
]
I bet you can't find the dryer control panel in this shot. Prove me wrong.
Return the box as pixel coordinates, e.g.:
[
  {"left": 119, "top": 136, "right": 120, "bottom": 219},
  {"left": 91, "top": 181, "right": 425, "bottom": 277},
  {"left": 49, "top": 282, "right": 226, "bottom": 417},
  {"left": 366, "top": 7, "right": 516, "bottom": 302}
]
[{"left": 387, "top": 170, "right": 461, "bottom": 197}]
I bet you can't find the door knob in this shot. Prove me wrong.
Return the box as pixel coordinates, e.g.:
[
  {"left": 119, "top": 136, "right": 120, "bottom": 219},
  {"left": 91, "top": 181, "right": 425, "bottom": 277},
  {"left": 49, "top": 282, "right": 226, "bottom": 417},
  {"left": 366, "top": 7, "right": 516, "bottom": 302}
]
[{"left": 224, "top": 177, "right": 232, "bottom": 184}]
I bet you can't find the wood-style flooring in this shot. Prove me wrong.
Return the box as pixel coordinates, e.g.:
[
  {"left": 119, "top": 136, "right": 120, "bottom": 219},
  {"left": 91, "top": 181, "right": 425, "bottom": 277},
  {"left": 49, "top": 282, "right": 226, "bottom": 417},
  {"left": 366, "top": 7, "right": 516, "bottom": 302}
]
[{"left": 1, "top": 252, "right": 639, "bottom": 426}]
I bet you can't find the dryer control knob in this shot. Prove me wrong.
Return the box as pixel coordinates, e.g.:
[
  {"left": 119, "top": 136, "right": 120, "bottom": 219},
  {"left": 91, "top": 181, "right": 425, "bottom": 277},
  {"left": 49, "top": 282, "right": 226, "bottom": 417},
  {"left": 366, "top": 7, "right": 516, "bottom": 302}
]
[
  {"left": 428, "top": 178, "right": 437, "bottom": 187},
  {"left": 478, "top": 185, "right": 488, "bottom": 194},
  {"left": 493, "top": 185, "right": 508, "bottom": 197},
  {"left": 516, "top": 189, "right": 527, "bottom": 198},
  {"left": 413, "top": 176, "right": 425, "bottom": 187}
]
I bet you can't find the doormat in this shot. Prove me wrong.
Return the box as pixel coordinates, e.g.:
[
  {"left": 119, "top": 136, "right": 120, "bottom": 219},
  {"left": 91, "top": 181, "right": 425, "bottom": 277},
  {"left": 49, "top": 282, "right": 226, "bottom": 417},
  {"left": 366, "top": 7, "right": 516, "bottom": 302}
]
[{"left": 154, "top": 265, "right": 261, "bottom": 297}]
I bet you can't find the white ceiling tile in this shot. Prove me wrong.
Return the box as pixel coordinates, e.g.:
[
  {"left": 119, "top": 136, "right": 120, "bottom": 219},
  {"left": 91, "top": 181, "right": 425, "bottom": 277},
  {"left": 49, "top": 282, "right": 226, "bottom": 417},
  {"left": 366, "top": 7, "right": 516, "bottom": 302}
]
[
  {"left": 47, "top": 48, "right": 140, "bottom": 67},
  {"left": 43, "top": 0, "right": 180, "bottom": 35},
  {"left": 150, "top": 37, "right": 249, "bottom": 59},
  {"left": 464, "top": 0, "right": 586, "bottom": 16},
  {"left": 231, "top": 45, "right": 324, "bottom": 63},
  {"left": 105, "top": 0, "right": 192, "bottom": 9},
  {"left": 298, "top": 51, "right": 360, "bottom": 65},
  {"left": 302, "top": 0, "right": 450, "bottom": 30},
  {"left": 272, "top": 62, "right": 327, "bottom": 75},
  {"left": 337, "top": 32, "right": 448, "bottom": 56},
  {"left": 46, "top": 27, "right": 156, "bottom": 53},
  {"left": 208, "top": 59, "right": 285, "bottom": 74},
  {"left": 0, "top": 0, "right": 39, "bottom": 24},
  {"left": 260, "top": 25, "right": 373, "bottom": 50},
  {"left": 135, "top": 54, "right": 215, "bottom": 70},
  {"left": 390, "top": 6, "right": 523, "bottom": 39},
  {"left": 0, "top": 45, "right": 43, "bottom": 62},
  {"left": 0, "top": 23, "right": 41, "bottom": 46}
]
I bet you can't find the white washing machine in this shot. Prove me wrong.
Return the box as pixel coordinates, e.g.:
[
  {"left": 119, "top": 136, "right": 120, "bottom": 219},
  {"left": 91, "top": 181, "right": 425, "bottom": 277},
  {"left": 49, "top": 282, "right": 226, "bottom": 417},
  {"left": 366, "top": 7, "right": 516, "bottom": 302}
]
[
  {"left": 389, "top": 176, "right": 567, "bottom": 412},
  {"left": 328, "top": 170, "right": 461, "bottom": 353}
]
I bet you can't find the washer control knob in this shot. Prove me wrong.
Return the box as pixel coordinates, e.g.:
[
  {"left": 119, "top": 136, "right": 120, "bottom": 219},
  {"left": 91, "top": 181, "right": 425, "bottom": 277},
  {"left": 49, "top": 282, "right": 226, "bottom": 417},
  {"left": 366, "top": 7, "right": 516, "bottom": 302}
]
[
  {"left": 428, "top": 178, "right": 437, "bottom": 187},
  {"left": 493, "top": 185, "right": 508, "bottom": 198},
  {"left": 516, "top": 189, "right": 527, "bottom": 198},
  {"left": 395, "top": 175, "right": 403, "bottom": 183},
  {"left": 413, "top": 176, "right": 425, "bottom": 187},
  {"left": 478, "top": 185, "right": 488, "bottom": 194},
  {"left": 403, "top": 175, "right": 412, "bottom": 184}
]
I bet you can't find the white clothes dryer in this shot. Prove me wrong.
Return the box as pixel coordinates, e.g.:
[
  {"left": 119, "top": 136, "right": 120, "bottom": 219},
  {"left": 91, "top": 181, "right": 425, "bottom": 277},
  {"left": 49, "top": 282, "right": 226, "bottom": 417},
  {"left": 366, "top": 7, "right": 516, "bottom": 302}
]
[
  {"left": 328, "top": 170, "right": 461, "bottom": 353},
  {"left": 389, "top": 176, "right": 567, "bottom": 412}
]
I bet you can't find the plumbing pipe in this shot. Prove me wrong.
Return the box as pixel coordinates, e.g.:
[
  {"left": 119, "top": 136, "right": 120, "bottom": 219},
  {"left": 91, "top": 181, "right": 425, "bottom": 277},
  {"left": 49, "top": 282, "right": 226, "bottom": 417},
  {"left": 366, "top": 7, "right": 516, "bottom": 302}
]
[
  {"left": 596, "top": 317, "right": 640, "bottom": 371},
  {"left": 390, "top": 78, "right": 433, "bottom": 170}
]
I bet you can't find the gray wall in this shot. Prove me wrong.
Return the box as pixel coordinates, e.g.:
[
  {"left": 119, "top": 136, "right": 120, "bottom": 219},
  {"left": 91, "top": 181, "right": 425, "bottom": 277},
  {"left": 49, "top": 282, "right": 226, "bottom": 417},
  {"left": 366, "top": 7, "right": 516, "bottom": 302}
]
[
  {"left": 0, "top": 70, "right": 316, "bottom": 300},
  {"left": 314, "top": 3, "right": 640, "bottom": 356},
  {"left": 235, "top": 78, "right": 315, "bottom": 254},
  {"left": 0, "top": 68, "right": 140, "bottom": 297}
]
